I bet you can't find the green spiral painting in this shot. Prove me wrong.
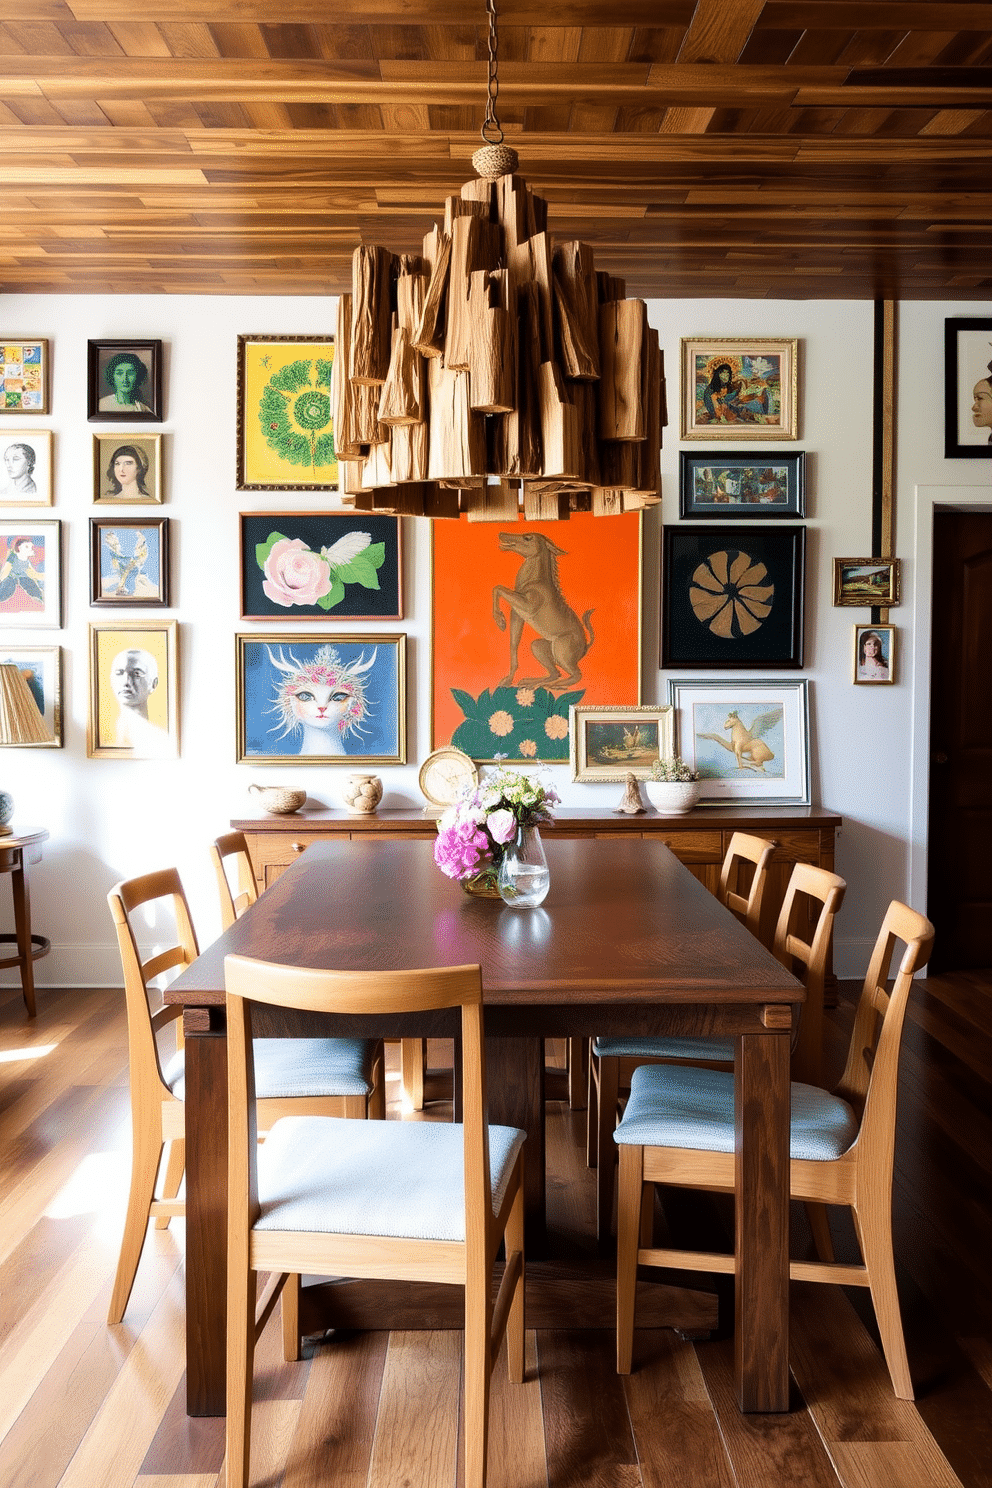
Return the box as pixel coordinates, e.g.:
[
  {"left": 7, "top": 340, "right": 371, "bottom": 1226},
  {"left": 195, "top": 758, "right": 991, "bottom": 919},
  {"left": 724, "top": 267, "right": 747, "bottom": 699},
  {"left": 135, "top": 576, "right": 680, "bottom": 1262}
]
[{"left": 257, "top": 358, "right": 335, "bottom": 472}]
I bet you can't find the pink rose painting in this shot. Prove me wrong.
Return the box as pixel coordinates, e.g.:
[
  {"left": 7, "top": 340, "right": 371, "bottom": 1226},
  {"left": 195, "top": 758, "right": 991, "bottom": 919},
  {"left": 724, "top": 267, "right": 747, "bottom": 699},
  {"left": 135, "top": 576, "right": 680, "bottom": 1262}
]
[{"left": 242, "top": 514, "right": 401, "bottom": 620}]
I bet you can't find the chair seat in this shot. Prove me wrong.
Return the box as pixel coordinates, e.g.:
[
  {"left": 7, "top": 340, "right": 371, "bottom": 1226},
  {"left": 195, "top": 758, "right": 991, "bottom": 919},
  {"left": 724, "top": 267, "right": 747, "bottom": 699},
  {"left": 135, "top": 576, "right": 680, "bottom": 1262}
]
[
  {"left": 593, "top": 1035, "right": 734, "bottom": 1063},
  {"left": 613, "top": 1062, "right": 859, "bottom": 1163},
  {"left": 163, "top": 1037, "right": 379, "bottom": 1102},
  {"left": 255, "top": 1116, "right": 526, "bottom": 1241}
]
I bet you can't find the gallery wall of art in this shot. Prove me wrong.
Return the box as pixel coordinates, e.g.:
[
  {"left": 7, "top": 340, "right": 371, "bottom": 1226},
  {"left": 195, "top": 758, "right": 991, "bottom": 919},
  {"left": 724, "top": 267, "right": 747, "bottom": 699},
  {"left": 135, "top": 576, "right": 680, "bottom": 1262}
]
[{"left": 1, "top": 291, "right": 988, "bottom": 985}]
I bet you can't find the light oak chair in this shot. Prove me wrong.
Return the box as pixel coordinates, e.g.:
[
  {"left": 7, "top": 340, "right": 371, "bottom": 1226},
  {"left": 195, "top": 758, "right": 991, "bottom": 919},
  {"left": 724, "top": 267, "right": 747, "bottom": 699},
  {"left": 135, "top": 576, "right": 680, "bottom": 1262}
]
[
  {"left": 209, "top": 831, "right": 258, "bottom": 930},
  {"left": 106, "top": 868, "right": 385, "bottom": 1325},
  {"left": 614, "top": 899, "right": 934, "bottom": 1400},
  {"left": 588, "top": 851, "right": 846, "bottom": 1243},
  {"left": 223, "top": 953, "right": 526, "bottom": 1488}
]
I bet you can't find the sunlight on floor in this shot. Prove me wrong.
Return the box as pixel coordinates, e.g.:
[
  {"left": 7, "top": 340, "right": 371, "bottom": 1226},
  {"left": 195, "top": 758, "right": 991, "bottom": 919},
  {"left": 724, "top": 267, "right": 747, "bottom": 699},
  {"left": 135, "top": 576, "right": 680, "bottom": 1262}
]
[{"left": 0, "top": 1043, "right": 56, "bottom": 1063}]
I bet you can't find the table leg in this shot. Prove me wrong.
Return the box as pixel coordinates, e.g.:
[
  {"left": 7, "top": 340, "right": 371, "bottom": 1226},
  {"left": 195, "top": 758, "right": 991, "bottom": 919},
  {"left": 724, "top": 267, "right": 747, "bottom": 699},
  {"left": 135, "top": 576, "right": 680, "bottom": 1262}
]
[
  {"left": 735, "top": 1031, "right": 791, "bottom": 1412},
  {"left": 11, "top": 860, "right": 36, "bottom": 1018},
  {"left": 485, "top": 1035, "right": 546, "bottom": 1254},
  {"left": 183, "top": 1022, "right": 229, "bottom": 1416}
]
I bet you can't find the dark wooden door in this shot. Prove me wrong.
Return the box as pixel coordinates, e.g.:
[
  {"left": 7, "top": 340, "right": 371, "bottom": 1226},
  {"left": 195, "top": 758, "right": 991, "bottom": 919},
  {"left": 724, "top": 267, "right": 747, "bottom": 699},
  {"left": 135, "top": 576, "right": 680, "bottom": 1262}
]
[{"left": 928, "top": 511, "right": 992, "bottom": 969}]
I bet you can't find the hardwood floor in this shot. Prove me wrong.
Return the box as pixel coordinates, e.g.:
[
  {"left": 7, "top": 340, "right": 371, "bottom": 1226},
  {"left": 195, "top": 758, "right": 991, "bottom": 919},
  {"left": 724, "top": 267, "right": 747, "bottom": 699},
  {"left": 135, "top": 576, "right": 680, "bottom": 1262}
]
[{"left": 1, "top": 971, "right": 990, "bottom": 1488}]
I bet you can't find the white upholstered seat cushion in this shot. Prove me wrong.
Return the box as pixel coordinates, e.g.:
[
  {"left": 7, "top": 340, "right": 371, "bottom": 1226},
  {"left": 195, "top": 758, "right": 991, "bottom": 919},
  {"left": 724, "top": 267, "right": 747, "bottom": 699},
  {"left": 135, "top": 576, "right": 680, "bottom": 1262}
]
[
  {"left": 593, "top": 1035, "right": 734, "bottom": 1063},
  {"left": 252, "top": 1116, "right": 526, "bottom": 1242},
  {"left": 163, "top": 1037, "right": 378, "bottom": 1102},
  {"left": 613, "top": 1062, "right": 859, "bottom": 1163}
]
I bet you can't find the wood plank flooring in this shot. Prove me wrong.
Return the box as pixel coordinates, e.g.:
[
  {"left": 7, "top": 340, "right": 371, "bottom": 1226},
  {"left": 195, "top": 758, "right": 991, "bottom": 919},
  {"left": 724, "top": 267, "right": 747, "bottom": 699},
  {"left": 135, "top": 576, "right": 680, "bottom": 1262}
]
[{"left": 1, "top": 970, "right": 990, "bottom": 1488}]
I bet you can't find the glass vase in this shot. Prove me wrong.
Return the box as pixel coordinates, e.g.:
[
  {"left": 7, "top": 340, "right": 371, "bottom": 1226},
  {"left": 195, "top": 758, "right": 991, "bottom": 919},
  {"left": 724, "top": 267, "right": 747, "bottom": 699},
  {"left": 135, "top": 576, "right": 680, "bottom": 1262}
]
[{"left": 497, "top": 824, "right": 550, "bottom": 907}]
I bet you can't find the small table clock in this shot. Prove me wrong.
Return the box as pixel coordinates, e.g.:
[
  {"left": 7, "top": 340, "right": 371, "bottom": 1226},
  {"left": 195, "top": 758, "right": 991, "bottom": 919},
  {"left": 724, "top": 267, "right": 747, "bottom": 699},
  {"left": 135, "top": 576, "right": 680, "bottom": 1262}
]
[{"left": 418, "top": 747, "right": 478, "bottom": 812}]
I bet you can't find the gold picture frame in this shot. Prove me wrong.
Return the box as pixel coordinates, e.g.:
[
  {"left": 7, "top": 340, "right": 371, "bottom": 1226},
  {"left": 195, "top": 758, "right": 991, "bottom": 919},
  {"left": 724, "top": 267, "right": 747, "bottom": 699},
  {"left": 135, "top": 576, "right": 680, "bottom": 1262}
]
[
  {"left": 853, "top": 623, "right": 895, "bottom": 685},
  {"left": 88, "top": 620, "right": 178, "bottom": 759},
  {"left": 569, "top": 704, "right": 674, "bottom": 782},
  {"left": 93, "top": 433, "right": 163, "bottom": 504},
  {"left": 833, "top": 557, "right": 901, "bottom": 607},
  {"left": 681, "top": 336, "right": 799, "bottom": 441},
  {"left": 236, "top": 335, "right": 337, "bottom": 490}
]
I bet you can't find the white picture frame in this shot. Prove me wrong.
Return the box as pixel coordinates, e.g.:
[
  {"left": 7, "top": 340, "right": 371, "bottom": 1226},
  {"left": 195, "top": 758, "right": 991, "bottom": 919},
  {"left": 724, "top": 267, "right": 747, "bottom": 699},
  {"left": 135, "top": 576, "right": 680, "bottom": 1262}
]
[
  {"left": 0, "top": 430, "right": 53, "bottom": 506},
  {"left": 666, "top": 678, "right": 810, "bottom": 806}
]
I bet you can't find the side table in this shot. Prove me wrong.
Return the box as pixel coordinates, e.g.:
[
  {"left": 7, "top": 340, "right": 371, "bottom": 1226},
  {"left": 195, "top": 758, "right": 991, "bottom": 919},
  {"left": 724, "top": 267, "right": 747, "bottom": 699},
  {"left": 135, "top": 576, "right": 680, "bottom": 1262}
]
[{"left": 0, "top": 828, "right": 50, "bottom": 1017}]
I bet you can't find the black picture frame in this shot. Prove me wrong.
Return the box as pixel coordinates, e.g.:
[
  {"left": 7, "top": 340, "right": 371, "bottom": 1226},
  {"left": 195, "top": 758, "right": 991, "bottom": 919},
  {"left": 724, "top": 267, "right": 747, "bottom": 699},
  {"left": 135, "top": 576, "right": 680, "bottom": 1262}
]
[
  {"left": 87, "top": 339, "right": 163, "bottom": 423},
  {"left": 944, "top": 317, "right": 992, "bottom": 459},
  {"left": 239, "top": 511, "right": 402, "bottom": 620},
  {"left": 679, "top": 450, "right": 805, "bottom": 519},
  {"left": 90, "top": 516, "right": 170, "bottom": 607},
  {"left": 662, "top": 525, "right": 805, "bottom": 669}
]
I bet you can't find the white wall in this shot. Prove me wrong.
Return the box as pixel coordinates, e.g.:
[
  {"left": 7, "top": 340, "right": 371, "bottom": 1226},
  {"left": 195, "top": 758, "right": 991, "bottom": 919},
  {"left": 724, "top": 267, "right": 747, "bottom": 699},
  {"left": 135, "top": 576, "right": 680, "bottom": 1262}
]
[{"left": 2, "top": 292, "right": 988, "bottom": 986}]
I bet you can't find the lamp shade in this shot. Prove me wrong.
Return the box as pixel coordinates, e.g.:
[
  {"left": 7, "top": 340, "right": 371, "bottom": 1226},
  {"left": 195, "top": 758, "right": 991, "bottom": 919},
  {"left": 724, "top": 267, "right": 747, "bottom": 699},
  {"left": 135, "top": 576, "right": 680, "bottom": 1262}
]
[{"left": 0, "top": 662, "right": 53, "bottom": 746}]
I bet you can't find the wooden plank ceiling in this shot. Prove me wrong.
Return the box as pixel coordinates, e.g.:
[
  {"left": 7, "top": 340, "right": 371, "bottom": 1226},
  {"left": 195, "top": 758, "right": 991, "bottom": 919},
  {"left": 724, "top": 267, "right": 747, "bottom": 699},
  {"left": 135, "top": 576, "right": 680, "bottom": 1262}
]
[{"left": 1, "top": 0, "right": 991, "bottom": 299}]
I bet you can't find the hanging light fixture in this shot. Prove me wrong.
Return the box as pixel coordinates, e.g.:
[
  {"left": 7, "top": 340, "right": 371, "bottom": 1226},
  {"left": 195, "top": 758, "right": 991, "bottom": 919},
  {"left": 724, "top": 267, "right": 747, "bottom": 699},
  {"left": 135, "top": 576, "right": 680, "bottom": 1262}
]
[{"left": 333, "top": 0, "right": 665, "bottom": 521}]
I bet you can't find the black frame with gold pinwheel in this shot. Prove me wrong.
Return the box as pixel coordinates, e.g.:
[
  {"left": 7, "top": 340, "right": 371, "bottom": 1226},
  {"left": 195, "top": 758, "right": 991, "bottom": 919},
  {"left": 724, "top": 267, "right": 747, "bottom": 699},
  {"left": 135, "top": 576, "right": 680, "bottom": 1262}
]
[
  {"left": 662, "top": 525, "right": 805, "bottom": 669},
  {"left": 236, "top": 335, "right": 337, "bottom": 491}
]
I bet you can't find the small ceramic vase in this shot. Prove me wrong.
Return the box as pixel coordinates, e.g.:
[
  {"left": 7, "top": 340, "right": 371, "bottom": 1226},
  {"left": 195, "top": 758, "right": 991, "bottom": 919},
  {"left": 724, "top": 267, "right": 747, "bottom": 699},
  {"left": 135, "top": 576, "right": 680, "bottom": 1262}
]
[
  {"left": 646, "top": 780, "right": 701, "bottom": 816},
  {"left": 342, "top": 773, "right": 383, "bottom": 815}
]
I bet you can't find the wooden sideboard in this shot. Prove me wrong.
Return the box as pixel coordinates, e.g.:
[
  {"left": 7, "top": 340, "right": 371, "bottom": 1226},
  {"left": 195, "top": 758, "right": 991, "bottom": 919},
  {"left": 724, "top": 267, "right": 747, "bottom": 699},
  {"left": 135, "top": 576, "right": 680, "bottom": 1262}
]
[{"left": 232, "top": 804, "right": 842, "bottom": 993}]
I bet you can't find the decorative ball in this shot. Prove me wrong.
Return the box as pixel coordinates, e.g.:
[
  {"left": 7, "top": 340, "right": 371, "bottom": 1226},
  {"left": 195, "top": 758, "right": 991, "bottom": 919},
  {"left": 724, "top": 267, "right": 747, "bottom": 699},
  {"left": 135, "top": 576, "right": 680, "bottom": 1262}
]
[
  {"left": 0, "top": 791, "right": 13, "bottom": 827},
  {"left": 472, "top": 142, "right": 519, "bottom": 180}
]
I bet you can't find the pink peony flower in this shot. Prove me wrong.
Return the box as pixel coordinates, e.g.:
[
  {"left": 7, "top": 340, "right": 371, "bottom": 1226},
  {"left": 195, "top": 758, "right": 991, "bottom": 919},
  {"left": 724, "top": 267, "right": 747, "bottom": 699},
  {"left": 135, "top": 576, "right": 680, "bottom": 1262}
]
[
  {"left": 433, "top": 818, "right": 490, "bottom": 880},
  {"left": 486, "top": 808, "right": 517, "bottom": 845},
  {"left": 262, "top": 538, "right": 332, "bottom": 607}
]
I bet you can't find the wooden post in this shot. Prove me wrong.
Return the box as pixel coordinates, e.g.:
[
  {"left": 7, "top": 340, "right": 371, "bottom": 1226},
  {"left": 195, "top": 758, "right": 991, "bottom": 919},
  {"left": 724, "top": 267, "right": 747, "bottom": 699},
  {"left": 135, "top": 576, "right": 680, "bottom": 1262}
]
[
  {"left": 599, "top": 299, "right": 647, "bottom": 441},
  {"left": 469, "top": 269, "right": 516, "bottom": 414},
  {"left": 464, "top": 480, "right": 521, "bottom": 522},
  {"left": 444, "top": 214, "right": 501, "bottom": 371},
  {"left": 349, "top": 245, "right": 393, "bottom": 386},
  {"left": 553, "top": 241, "right": 600, "bottom": 381}
]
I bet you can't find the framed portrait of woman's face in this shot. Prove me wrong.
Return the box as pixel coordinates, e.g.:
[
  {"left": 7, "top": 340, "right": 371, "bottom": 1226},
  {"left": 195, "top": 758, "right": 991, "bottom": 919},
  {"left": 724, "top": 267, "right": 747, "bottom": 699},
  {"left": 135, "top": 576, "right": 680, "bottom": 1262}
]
[
  {"left": 0, "top": 430, "right": 53, "bottom": 506},
  {"left": 236, "top": 633, "right": 406, "bottom": 765},
  {"left": 944, "top": 317, "right": 992, "bottom": 459},
  {"left": 0, "top": 519, "right": 61, "bottom": 627},
  {"left": 853, "top": 623, "right": 895, "bottom": 685},
  {"left": 88, "top": 340, "right": 163, "bottom": 423},
  {"left": 92, "top": 434, "right": 163, "bottom": 504}
]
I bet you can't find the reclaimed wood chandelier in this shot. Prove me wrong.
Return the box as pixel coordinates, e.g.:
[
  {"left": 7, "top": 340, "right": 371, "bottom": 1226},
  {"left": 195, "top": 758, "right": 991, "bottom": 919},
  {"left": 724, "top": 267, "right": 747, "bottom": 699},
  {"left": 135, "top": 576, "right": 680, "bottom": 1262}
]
[{"left": 334, "top": 0, "right": 664, "bottom": 522}]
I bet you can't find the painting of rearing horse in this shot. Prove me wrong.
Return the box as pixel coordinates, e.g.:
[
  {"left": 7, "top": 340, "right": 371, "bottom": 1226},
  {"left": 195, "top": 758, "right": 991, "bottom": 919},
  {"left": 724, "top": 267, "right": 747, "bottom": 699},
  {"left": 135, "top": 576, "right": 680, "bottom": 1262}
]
[{"left": 492, "top": 530, "right": 595, "bottom": 690}]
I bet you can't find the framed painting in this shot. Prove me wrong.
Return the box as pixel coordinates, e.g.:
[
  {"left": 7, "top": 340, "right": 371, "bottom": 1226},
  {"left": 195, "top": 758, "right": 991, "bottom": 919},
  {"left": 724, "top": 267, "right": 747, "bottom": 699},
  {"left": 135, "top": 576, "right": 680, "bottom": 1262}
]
[
  {"left": 667, "top": 679, "right": 811, "bottom": 807},
  {"left": 236, "top": 335, "right": 337, "bottom": 490},
  {"left": 240, "top": 512, "right": 402, "bottom": 620},
  {"left": 944, "top": 317, "right": 992, "bottom": 458},
  {"left": 680, "top": 337, "right": 798, "bottom": 441},
  {"left": 0, "top": 645, "right": 62, "bottom": 746},
  {"left": 1, "top": 340, "right": 48, "bottom": 414},
  {"left": 569, "top": 704, "right": 674, "bottom": 783},
  {"left": 0, "top": 520, "right": 61, "bottom": 628},
  {"left": 679, "top": 450, "right": 805, "bottom": 519},
  {"left": 1, "top": 430, "right": 53, "bottom": 506},
  {"left": 88, "top": 620, "right": 178, "bottom": 759},
  {"left": 93, "top": 434, "right": 163, "bottom": 504},
  {"left": 854, "top": 623, "right": 895, "bottom": 685},
  {"left": 87, "top": 340, "right": 163, "bottom": 422},
  {"left": 431, "top": 512, "right": 642, "bottom": 762},
  {"left": 236, "top": 633, "right": 405, "bottom": 766},
  {"left": 90, "top": 517, "right": 170, "bottom": 606},
  {"left": 833, "top": 557, "right": 901, "bottom": 607},
  {"left": 662, "top": 525, "right": 804, "bottom": 669}
]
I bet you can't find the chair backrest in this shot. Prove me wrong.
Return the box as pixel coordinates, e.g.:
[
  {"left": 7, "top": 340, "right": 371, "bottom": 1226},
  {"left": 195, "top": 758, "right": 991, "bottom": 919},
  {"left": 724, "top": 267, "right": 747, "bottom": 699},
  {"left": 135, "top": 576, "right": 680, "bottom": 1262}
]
[
  {"left": 224, "top": 955, "right": 490, "bottom": 1250},
  {"left": 772, "top": 861, "right": 847, "bottom": 1085},
  {"left": 718, "top": 831, "right": 775, "bottom": 941},
  {"left": 107, "top": 868, "right": 200, "bottom": 1098},
  {"left": 835, "top": 901, "right": 934, "bottom": 1158},
  {"left": 211, "top": 832, "right": 259, "bottom": 931}
]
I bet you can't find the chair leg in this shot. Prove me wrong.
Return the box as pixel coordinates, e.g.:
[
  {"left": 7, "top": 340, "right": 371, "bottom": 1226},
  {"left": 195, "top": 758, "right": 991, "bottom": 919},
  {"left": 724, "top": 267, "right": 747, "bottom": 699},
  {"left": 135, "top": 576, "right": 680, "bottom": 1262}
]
[
  {"left": 225, "top": 1264, "right": 258, "bottom": 1488},
  {"left": 567, "top": 1036, "right": 587, "bottom": 1110},
  {"left": 155, "top": 1137, "right": 185, "bottom": 1229},
  {"left": 805, "top": 1200, "right": 835, "bottom": 1262},
  {"left": 400, "top": 1037, "right": 426, "bottom": 1110},
  {"left": 463, "top": 1267, "right": 493, "bottom": 1488},
  {"left": 281, "top": 1273, "right": 301, "bottom": 1362},
  {"left": 586, "top": 1050, "right": 600, "bottom": 1169},
  {"left": 616, "top": 1144, "right": 644, "bottom": 1374},
  {"left": 505, "top": 1176, "right": 526, "bottom": 1385},
  {"left": 596, "top": 1056, "right": 621, "bottom": 1245},
  {"left": 367, "top": 1045, "right": 386, "bottom": 1121},
  {"left": 854, "top": 1199, "right": 914, "bottom": 1399},
  {"left": 107, "top": 1125, "right": 163, "bottom": 1324}
]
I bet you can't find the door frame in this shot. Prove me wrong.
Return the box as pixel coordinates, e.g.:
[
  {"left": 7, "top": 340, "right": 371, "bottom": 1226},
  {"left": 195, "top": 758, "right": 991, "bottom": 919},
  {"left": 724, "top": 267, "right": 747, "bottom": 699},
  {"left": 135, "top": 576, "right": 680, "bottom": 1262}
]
[{"left": 911, "top": 485, "right": 992, "bottom": 917}]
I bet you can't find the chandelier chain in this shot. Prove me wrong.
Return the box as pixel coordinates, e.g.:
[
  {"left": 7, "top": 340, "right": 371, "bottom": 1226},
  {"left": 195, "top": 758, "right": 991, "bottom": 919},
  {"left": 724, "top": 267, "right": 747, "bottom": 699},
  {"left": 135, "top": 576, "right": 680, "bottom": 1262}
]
[{"left": 481, "top": 0, "right": 504, "bottom": 145}]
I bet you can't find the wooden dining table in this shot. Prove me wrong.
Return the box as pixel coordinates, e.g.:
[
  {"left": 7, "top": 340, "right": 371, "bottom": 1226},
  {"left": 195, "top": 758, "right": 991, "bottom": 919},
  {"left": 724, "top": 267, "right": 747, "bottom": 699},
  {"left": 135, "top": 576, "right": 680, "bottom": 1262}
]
[{"left": 165, "top": 835, "right": 804, "bottom": 1418}]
